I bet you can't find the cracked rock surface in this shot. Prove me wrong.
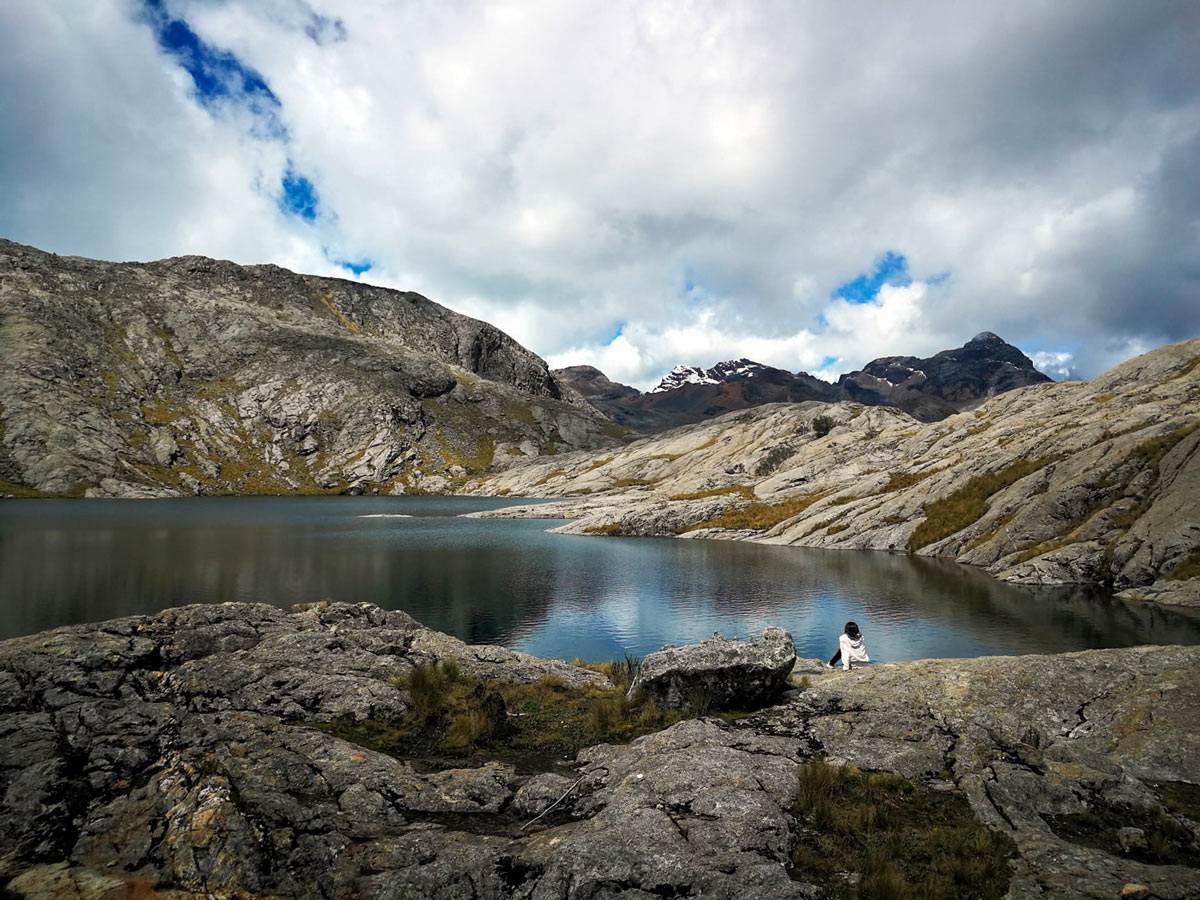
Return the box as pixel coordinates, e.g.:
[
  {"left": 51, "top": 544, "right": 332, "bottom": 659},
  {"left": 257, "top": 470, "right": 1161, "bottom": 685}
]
[
  {"left": 2, "top": 602, "right": 1198, "bottom": 899},
  {"left": 761, "top": 648, "right": 1200, "bottom": 899}
]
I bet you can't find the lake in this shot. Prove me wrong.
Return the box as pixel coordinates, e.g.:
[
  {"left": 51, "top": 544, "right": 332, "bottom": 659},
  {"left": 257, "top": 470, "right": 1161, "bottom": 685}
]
[{"left": 3, "top": 496, "right": 1198, "bottom": 662}]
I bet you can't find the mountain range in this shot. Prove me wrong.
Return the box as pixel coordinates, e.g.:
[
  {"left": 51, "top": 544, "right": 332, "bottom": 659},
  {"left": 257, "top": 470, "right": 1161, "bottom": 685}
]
[
  {"left": 0, "top": 239, "right": 1061, "bottom": 497},
  {"left": 555, "top": 332, "right": 1051, "bottom": 432}
]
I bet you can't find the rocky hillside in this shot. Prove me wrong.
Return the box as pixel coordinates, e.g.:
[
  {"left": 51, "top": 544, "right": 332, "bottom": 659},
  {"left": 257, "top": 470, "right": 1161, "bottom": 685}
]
[
  {"left": 1, "top": 601, "right": 1196, "bottom": 899},
  {"left": 0, "top": 240, "right": 620, "bottom": 498},
  {"left": 557, "top": 333, "right": 1051, "bottom": 433},
  {"left": 474, "top": 339, "right": 1200, "bottom": 605}
]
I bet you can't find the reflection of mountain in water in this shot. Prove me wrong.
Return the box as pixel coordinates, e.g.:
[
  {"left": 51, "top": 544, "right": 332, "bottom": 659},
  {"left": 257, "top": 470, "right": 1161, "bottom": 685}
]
[{"left": 3, "top": 497, "right": 1198, "bottom": 662}]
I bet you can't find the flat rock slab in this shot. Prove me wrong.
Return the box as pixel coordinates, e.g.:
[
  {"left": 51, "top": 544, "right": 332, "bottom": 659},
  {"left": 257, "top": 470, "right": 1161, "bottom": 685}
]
[{"left": 628, "top": 626, "right": 797, "bottom": 710}]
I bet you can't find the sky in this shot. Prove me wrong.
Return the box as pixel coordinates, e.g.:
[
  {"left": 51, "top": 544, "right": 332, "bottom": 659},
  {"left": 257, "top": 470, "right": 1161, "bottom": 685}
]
[{"left": 2, "top": 1, "right": 1198, "bottom": 390}]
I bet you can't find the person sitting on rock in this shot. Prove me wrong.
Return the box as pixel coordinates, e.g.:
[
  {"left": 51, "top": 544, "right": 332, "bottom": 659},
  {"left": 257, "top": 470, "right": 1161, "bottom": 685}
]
[{"left": 827, "top": 621, "right": 869, "bottom": 670}]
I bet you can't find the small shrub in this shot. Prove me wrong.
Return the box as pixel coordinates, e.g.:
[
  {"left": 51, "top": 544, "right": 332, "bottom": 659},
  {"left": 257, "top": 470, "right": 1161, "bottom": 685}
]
[
  {"left": 755, "top": 444, "right": 798, "bottom": 477},
  {"left": 795, "top": 759, "right": 844, "bottom": 816},
  {"left": 811, "top": 414, "right": 836, "bottom": 437},
  {"left": 584, "top": 522, "right": 624, "bottom": 536},
  {"left": 789, "top": 762, "right": 1015, "bottom": 899},
  {"left": 443, "top": 707, "right": 492, "bottom": 750},
  {"left": 402, "top": 660, "right": 458, "bottom": 720},
  {"left": 582, "top": 653, "right": 642, "bottom": 690},
  {"left": 859, "top": 850, "right": 913, "bottom": 900},
  {"left": 587, "top": 694, "right": 630, "bottom": 737}
]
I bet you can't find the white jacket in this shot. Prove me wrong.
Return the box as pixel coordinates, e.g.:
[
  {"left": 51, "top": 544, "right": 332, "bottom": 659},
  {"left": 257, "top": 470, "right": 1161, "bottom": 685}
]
[{"left": 839, "top": 633, "right": 869, "bottom": 669}]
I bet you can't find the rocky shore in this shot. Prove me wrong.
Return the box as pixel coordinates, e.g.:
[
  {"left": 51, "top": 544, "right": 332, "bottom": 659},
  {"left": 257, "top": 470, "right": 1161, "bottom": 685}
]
[
  {"left": 472, "top": 340, "right": 1200, "bottom": 606},
  {"left": 1, "top": 602, "right": 1197, "bottom": 899}
]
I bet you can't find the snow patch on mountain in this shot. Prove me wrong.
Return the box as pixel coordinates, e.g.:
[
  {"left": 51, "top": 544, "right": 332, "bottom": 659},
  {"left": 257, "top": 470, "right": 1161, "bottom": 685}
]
[{"left": 650, "top": 358, "right": 774, "bottom": 393}]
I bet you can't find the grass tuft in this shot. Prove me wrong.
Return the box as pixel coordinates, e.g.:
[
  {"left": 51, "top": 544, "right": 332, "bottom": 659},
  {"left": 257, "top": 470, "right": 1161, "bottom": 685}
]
[
  {"left": 908, "top": 456, "right": 1060, "bottom": 551},
  {"left": 326, "top": 653, "right": 694, "bottom": 764},
  {"left": 683, "top": 490, "right": 833, "bottom": 533},
  {"left": 880, "top": 471, "right": 934, "bottom": 493},
  {"left": 1164, "top": 550, "right": 1200, "bottom": 582},
  {"left": 789, "top": 762, "right": 1015, "bottom": 899}
]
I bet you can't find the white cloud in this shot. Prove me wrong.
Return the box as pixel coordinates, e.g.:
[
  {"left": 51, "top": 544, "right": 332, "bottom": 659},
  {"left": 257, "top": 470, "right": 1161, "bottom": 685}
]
[
  {"left": 1028, "top": 351, "right": 1076, "bottom": 381},
  {"left": 2, "top": 0, "right": 1198, "bottom": 387}
]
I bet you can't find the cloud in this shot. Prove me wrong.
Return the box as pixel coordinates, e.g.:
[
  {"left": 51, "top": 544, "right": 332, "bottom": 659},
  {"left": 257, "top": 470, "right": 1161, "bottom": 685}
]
[{"left": 2, "top": 0, "right": 1197, "bottom": 387}]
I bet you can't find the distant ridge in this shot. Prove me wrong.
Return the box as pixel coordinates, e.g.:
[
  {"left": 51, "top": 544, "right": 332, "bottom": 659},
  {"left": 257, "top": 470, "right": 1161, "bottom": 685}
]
[{"left": 556, "top": 333, "right": 1052, "bottom": 432}]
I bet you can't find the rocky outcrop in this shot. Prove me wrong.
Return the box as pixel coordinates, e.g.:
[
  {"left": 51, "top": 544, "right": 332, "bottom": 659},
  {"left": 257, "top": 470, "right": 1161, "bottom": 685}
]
[
  {"left": 473, "top": 339, "right": 1200, "bottom": 603},
  {"left": 1, "top": 604, "right": 1197, "bottom": 899},
  {"left": 628, "top": 627, "right": 797, "bottom": 710},
  {"left": 837, "top": 331, "right": 1052, "bottom": 421},
  {"left": 552, "top": 365, "right": 640, "bottom": 403},
  {"left": 0, "top": 240, "right": 618, "bottom": 498}
]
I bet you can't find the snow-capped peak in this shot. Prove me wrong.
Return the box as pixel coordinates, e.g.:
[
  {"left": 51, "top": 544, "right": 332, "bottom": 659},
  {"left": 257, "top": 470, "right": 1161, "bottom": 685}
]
[{"left": 649, "top": 358, "right": 772, "bottom": 393}]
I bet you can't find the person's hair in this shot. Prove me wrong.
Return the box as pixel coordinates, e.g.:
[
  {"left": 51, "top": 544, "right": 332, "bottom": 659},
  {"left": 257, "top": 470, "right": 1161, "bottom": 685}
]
[{"left": 844, "top": 621, "right": 861, "bottom": 638}]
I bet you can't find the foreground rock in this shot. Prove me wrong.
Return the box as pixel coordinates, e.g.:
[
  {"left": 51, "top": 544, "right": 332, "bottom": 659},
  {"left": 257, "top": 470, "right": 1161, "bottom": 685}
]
[
  {"left": 476, "top": 339, "right": 1200, "bottom": 603},
  {"left": 1, "top": 603, "right": 1198, "bottom": 899},
  {"left": 764, "top": 648, "right": 1200, "bottom": 899},
  {"left": 628, "top": 626, "right": 796, "bottom": 710}
]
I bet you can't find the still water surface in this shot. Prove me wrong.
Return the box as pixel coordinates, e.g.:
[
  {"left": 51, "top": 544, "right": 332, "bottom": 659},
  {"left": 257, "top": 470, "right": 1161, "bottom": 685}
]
[{"left": 3, "top": 496, "right": 1198, "bottom": 661}]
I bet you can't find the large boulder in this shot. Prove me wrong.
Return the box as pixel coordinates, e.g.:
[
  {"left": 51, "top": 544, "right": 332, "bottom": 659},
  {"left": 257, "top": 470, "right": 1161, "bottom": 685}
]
[{"left": 628, "top": 627, "right": 797, "bottom": 710}]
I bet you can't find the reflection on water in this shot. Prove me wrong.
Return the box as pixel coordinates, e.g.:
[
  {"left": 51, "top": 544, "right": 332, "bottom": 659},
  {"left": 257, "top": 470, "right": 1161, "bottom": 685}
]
[{"left": 2, "top": 497, "right": 1198, "bottom": 661}]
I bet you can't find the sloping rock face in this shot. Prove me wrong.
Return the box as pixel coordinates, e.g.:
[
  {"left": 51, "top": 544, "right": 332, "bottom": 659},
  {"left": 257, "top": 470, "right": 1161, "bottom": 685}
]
[
  {"left": 1, "top": 605, "right": 1197, "bottom": 899},
  {"left": 628, "top": 627, "right": 797, "bottom": 710},
  {"left": 0, "top": 240, "right": 617, "bottom": 498},
  {"left": 473, "top": 339, "right": 1200, "bottom": 603}
]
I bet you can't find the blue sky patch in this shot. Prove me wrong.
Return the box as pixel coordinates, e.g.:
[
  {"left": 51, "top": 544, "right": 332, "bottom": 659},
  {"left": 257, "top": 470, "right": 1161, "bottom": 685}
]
[
  {"left": 339, "top": 259, "right": 372, "bottom": 277},
  {"left": 139, "top": 0, "right": 283, "bottom": 135},
  {"left": 280, "top": 165, "right": 319, "bottom": 220},
  {"left": 820, "top": 355, "right": 838, "bottom": 369},
  {"left": 832, "top": 251, "right": 911, "bottom": 304}
]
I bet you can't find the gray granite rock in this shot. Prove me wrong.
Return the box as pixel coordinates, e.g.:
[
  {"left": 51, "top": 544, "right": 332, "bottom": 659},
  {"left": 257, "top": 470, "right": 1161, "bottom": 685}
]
[
  {"left": 628, "top": 626, "right": 797, "bottom": 710},
  {"left": 2, "top": 605, "right": 1197, "bottom": 899}
]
